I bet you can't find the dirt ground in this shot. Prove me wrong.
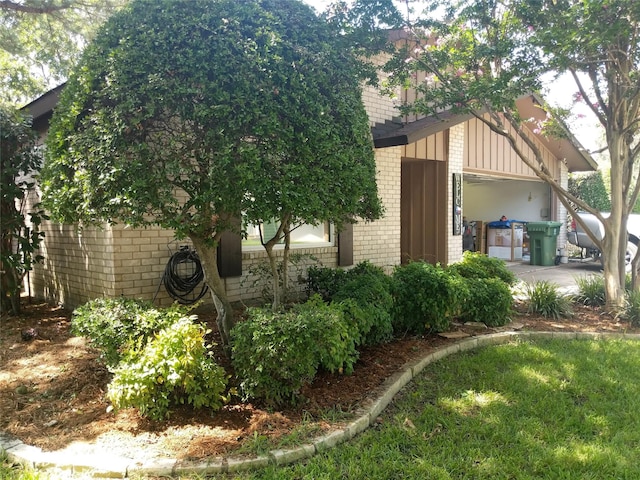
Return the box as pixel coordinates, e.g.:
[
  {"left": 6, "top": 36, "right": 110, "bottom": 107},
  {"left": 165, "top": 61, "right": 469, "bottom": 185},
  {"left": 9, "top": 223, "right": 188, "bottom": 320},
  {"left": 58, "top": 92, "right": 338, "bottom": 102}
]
[{"left": 1, "top": 298, "right": 638, "bottom": 463}]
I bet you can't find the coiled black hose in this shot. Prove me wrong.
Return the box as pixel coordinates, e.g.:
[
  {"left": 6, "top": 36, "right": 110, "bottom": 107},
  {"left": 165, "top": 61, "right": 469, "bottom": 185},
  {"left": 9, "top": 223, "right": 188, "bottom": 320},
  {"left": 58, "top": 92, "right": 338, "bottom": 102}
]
[{"left": 162, "top": 248, "right": 209, "bottom": 304}]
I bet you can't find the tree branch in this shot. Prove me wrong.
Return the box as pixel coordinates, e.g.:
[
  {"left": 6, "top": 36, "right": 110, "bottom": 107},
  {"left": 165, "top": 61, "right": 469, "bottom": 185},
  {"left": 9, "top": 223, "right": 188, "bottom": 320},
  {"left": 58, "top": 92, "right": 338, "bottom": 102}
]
[{"left": 0, "top": 0, "right": 75, "bottom": 14}]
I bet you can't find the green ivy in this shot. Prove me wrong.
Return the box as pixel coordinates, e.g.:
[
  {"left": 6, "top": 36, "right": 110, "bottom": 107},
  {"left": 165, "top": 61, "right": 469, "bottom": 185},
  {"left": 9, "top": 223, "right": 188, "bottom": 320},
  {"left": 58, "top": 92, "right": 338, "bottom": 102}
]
[{"left": 107, "top": 318, "right": 228, "bottom": 420}]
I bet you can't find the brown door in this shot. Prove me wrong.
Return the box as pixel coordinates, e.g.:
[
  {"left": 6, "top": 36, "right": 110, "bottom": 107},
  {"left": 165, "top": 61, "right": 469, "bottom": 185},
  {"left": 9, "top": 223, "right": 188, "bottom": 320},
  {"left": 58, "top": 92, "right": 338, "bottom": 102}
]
[{"left": 401, "top": 159, "right": 447, "bottom": 265}]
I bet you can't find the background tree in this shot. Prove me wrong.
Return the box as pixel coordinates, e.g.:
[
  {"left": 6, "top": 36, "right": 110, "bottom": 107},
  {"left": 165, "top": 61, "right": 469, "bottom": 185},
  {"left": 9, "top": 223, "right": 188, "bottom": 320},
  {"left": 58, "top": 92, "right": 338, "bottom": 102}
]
[
  {"left": 0, "top": 107, "right": 47, "bottom": 315},
  {"left": 0, "top": 0, "right": 124, "bottom": 106},
  {"left": 41, "top": 0, "right": 382, "bottom": 348},
  {"left": 568, "top": 171, "right": 611, "bottom": 213},
  {"left": 375, "top": 0, "right": 639, "bottom": 311}
]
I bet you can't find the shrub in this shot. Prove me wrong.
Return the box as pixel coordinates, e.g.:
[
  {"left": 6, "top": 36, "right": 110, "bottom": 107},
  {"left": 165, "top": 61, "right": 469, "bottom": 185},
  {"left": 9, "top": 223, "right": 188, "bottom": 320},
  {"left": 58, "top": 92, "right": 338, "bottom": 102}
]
[
  {"left": 391, "top": 261, "right": 460, "bottom": 334},
  {"left": 242, "top": 253, "right": 319, "bottom": 305},
  {"left": 307, "top": 265, "right": 347, "bottom": 301},
  {"left": 348, "top": 260, "right": 388, "bottom": 279},
  {"left": 448, "top": 251, "right": 517, "bottom": 286},
  {"left": 71, "top": 297, "right": 192, "bottom": 367},
  {"left": 307, "top": 261, "right": 391, "bottom": 303},
  {"left": 523, "top": 281, "right": 573, "bottom": 319},
  {"left": 231, "top": 296, "right": 357, "bottom": 406},
  {"left": 458, "top": 277, "right": 513, "bottom": 327},
  {"left": 575, "top": 275, "right": 606, "bottom": 307},
  {"left": 333, "top": 274, "right": 394, "bottom": 346},
  {"left": 624, "top": 289, "right": 640, "bottom": 326},
  {"left": 107, "top": 317, "right": 228, "bottom": 420}
]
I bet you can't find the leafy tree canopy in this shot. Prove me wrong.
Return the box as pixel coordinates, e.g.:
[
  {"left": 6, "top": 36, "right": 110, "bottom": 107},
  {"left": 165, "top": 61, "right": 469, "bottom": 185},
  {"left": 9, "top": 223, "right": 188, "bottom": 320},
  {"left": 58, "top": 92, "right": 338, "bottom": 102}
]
[
  {"left": 42, "top": 0, "right": 383, "bottom": 344},
  {"left": 569, "top": 171, "right": 611, "bottom": 213},
  {"left": 43, "top": 0, "right": 382, "bottom": 236},
  {"left": 0, "top": 0, "right": 124, "bottom": 106}
]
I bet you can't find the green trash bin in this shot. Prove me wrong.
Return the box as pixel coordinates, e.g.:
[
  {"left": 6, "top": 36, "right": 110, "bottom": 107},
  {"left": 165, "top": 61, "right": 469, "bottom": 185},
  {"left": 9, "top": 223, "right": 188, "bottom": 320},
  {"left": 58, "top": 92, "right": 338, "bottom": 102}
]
[{"left": 527, "top": 221, "right": 562, "bottom": 266}]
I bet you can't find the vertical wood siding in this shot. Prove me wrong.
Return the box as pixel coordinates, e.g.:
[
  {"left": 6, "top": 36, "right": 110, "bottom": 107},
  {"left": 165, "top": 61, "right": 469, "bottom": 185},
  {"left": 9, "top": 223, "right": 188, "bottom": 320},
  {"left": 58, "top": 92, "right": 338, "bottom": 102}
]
[
  {"left": 402, "top": 130, "right": 448, "bottom": 161},
  {"left": 464, "top": 115, "right": 559, "bottom": 179}
]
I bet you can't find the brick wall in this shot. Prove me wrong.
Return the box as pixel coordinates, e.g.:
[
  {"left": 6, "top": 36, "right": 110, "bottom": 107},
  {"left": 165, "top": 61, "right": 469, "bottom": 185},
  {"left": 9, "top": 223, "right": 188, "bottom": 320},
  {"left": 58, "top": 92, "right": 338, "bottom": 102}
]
[
  {"left": 362, "top": 53, "right": 399, "bottom": 127},
  {"left": 448, "top": 124, "right": 465, "bottom": 265},
  {"left": 556, "top": 162, "right": 569, "bottom": 251},
  {"left": 352, "top": 146, "right": 401, "bottom": 273},
  {"left": 27, "top": 220, "right": 118, "bottom": 308}
]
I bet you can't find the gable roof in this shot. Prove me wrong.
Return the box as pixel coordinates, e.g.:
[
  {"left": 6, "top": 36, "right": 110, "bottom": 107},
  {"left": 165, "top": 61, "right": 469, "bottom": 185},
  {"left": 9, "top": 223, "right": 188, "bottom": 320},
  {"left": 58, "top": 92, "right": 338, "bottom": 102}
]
[
  {"left": 20, "top": 83, "right": 65, "bottom": 134},
  {"left": 371, "top": 94, "right": 597, "bottom": 173}
]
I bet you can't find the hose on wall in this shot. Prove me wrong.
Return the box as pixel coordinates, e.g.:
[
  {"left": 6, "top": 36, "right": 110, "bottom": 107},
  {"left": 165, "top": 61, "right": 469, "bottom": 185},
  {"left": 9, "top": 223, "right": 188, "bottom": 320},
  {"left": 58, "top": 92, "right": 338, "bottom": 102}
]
[{"left": 162, "top": 247, "right": 209, "bottom": 304}]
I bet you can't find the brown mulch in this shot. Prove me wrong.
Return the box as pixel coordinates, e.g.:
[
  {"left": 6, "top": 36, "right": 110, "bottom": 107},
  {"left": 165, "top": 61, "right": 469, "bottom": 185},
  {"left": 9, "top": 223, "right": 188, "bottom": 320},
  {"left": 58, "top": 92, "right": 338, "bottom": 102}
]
[{"left": 1, "top": 299, "right": 638, "bottom": 463}]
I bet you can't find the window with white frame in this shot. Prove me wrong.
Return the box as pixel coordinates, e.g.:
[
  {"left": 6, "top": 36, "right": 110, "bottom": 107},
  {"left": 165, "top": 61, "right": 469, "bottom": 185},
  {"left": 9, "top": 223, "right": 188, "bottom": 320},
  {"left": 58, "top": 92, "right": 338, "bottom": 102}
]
[{"left": 242, "top": 220, "right": 333, "bottom": 249}]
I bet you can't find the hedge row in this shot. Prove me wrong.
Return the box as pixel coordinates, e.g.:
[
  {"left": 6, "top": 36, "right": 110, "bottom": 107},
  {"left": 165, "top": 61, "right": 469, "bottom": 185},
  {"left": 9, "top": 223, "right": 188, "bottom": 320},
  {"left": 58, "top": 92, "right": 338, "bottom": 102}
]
[
  {"left": 73, "top": 252, "right": 516, "bottom": 412},
  {"left": 232, "top": 252, "right": 515, "bottom": 406}
]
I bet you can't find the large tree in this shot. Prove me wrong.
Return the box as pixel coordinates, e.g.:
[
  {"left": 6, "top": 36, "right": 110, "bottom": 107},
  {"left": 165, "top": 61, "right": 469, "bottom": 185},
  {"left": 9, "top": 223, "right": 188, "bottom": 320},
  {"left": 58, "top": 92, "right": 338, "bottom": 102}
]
[
  {"left": 41, "top": 0, "right": 382, "bottom": 348},
  {"left": 376, "top": 0, "right": 639, "bottom": 311},
  {"left": 0, "top": 0, "right": 124, "bottom": 106},
  {"left": 0, "top": 107, "right": 46, "bottom": 315}
]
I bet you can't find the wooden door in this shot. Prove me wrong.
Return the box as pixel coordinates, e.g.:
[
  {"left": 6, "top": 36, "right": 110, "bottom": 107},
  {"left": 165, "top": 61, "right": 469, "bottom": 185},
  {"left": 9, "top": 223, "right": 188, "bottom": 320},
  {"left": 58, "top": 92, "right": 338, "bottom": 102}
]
[{"left": 401, "top": 159, "right": 447, "bottom": 265}]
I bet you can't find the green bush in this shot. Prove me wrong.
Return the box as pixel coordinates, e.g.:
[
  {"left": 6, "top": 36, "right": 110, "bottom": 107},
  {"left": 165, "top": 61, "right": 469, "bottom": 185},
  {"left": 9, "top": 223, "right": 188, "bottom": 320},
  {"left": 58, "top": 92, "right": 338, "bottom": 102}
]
[
  {"left": 331, "top": 261, "right": 394, "bottom": 346},
  {"left": 107, "top": 317, "right": 228, "bottom": 420},
  {"left": 448, "top": 251, "right": 517, "bottom": 285},
  {"left": 231, "top": 296, "right": 357, "bottom": 406},
  {"left": 459, "top": 277, "right": 513, "bottom": 327},
  {"left": 523, "top": 281, "right": 573, "bottom": 319},
  {"left": 575, "top": 275, "right": 606, "bottom": 307},
  {"left": 307, "top": 261, "right": 391, "bottom": 302},
  {"left": 391, "top": 261, "right": 460, "bottom": 334},
  {"left": 307, "top": 265, "right": 348, "bottom": 301},
  {"left": 71, "top": 297, "right": 192, "bottom": 367}
]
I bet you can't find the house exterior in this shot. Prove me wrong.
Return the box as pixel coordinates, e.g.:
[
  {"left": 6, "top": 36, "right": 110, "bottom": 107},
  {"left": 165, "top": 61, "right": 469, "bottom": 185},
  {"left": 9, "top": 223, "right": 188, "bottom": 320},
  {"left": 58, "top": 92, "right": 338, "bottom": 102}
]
[{"left": 22, "top": 61, "right": 596, "bottom": 309}]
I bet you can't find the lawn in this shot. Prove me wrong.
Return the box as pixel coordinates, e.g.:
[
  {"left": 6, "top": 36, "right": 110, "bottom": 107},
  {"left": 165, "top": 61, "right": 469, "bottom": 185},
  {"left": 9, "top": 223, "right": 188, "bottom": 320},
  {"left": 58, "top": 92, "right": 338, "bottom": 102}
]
[
  {"left": 5, "top": 337, "right": 640, "bottom": 479},
  {"left": 218, "top": 338, "right": 640, "bottom": 479}
]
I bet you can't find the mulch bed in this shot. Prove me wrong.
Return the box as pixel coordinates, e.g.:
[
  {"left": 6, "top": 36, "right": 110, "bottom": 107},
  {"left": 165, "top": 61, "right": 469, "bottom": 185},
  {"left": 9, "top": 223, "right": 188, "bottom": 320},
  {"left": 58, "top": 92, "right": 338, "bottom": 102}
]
[{"left": 1, "top": 300, "right": 638, "bottom": 462}]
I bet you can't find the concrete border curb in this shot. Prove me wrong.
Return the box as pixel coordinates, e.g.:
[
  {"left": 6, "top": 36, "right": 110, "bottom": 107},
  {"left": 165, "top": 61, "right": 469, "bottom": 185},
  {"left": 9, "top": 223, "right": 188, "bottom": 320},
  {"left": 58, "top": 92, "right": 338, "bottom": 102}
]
[{"left": 3, "top": 331, "right": 639, "bottom": 478}]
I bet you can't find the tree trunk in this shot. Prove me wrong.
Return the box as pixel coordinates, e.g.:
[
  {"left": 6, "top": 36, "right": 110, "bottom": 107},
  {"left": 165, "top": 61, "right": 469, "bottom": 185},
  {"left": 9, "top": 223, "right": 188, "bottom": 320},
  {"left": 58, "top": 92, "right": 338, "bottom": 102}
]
[
  {"left": 602, "top": 128, "right": 630, "bottom": 313},
  {"left": 281, "top": 224, "right": 291, "bottom": 304},
  {"left": 264, "top": 241, "right": 280, "bottom": 311},
  {"left": 189, "top": 235, "right": 235, "bottom": 353},
  {"left": 260, "top": 214, "right": 290, "bottom": 311}
]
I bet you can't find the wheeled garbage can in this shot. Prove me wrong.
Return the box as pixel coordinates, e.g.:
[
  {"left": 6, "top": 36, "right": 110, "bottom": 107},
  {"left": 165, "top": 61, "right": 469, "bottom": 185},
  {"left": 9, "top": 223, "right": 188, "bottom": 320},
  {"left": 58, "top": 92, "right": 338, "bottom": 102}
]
[{"left": 527, "top": 221, "right": 562, "bottom": 266}]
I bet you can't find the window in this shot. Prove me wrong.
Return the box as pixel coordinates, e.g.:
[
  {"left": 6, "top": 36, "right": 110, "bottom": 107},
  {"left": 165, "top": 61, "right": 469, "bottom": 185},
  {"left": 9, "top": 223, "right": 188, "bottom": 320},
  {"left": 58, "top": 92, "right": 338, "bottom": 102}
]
[{"left": 242, "top": 220, "right": 333, "bottom": 250}]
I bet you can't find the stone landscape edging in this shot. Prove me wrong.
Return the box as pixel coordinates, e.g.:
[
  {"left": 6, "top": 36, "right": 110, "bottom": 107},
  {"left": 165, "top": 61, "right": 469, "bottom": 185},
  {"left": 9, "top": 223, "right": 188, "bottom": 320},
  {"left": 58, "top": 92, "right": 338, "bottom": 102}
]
[{"left": 3, "top": 330, "right": 640, "bottom": 478}]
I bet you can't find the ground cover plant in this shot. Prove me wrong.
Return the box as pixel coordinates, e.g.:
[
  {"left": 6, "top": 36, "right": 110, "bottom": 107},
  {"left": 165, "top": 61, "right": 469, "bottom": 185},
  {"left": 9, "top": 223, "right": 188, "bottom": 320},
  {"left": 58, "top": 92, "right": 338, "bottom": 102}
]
[{"left": 207, "top": 338, "right": 640, "bottom": 480}]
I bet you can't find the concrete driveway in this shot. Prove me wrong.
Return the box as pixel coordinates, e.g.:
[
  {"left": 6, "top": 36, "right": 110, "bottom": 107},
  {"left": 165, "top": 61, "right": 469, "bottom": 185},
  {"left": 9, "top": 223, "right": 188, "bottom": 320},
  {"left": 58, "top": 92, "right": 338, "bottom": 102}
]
[{"left": 507, "top": 258, "right": 603, "bottom": 294}]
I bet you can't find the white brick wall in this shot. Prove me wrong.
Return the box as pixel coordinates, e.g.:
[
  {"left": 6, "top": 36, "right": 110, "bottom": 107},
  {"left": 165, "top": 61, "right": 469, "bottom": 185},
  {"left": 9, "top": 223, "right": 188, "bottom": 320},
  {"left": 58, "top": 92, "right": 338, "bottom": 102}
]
[
  {"left": 352, "top": 146, "right": 401, "bottom": 273},
  {"left": 362, "top": 53, "right": 399, "bottom": 127},
  {"left": 448, "top": 124, "right": 465, "bottom": 265},
  {"left": 556, "top": 162, "right": 569, "bottom": 251}
]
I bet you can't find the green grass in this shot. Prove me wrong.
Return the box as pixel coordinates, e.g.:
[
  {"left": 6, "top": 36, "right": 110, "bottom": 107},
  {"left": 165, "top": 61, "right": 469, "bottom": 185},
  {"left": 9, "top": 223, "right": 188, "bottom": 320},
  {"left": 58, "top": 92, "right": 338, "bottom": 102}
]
[
  {"left": 1, "top": 452, "right": 44, "bottom": 480},
  {"left": 205, "top": 338, "right": 640, "bottom": 479}
]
